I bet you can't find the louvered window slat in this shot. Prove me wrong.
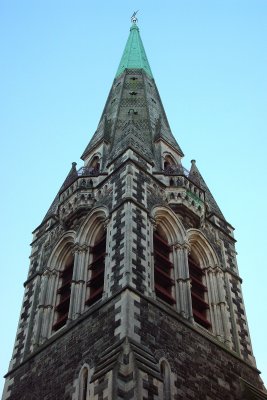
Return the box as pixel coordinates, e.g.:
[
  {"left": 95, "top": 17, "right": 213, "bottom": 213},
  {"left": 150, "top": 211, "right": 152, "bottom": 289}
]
[
  {"left": 86, "top": 234, "right": 106, "bottom": 306},
  {"left": 154, "top": 231, "right": 175, "bottom": 306},
  {"left": 189, "top": 256, "right": 211, "bottom": 330}
]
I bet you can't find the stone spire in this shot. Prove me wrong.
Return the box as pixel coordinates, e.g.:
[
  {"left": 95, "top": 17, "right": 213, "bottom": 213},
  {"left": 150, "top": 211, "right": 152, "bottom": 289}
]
[
  {"left": 189, "top": 159, "right": 225, "bottom": 220},
  {"left": 115, "top": 22, "right": 153, "bottom": 78},
  {"left": 81, "top": 21, "right": 184, "bottom": 165},
  {"left": 42, "top": 162, "right": 78, "bottom": 222}
]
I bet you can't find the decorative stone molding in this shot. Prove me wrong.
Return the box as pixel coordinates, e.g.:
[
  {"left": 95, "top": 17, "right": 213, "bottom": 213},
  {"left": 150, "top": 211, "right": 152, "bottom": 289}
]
[{"left": 72, "top": 243, "right": 89, "bottom": 254}]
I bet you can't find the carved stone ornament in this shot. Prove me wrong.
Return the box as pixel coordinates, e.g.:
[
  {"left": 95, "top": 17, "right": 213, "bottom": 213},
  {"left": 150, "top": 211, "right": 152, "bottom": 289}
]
[
  {"left": 72, "top": 244, "right": 89, "bottom": 254},
  {"left": 174, "top": 241, "right": 190, "bottom": 251}
]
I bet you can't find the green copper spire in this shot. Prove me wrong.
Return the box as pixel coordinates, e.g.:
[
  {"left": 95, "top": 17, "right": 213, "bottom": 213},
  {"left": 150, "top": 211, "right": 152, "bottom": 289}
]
[{"left": 115, "top": 22, "right": 153, "bottom": 78}]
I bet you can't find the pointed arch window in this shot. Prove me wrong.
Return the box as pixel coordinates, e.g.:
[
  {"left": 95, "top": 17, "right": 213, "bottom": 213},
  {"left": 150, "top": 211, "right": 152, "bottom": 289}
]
[
  {"left": 160, "top": 360, "right": 171, "bottom": 400},
  {"left": 85, "top": 231, "right": 106, "bottom": 306},
  {"left": 188, "top": 255, "right": 211, "bottom": 330},
  {"left": 153, "top": 230, "right": 175, "bottom": 305},
  {"left": 79, "top": 366, "right": 89, "bottom": 400},
  {"left": 89, "top": 155, "right": 100, "bottom": 175},
  {"left": 163, "top": 155, "right": 176, "bottom": 173},
  {"left": 53, "top": 254, "right": 74, "bottom": 332}
]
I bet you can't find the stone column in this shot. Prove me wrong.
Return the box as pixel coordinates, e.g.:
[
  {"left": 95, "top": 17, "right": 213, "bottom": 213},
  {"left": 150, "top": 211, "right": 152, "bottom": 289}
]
[
  {"left": 205, "top": 266, "right": 229, "bottom": 343},
  {"left": 102, "top": 217, "right": 110, "bottom": 298},
  {"left": 150, "top": 217, "right": 157, "bottom": 298},
  {"left": 33, "top": 271, "right": 48, "bottom": 347},
  {"left": 34, "top": 268, "right": 58, "bottom": 345},
  {"left": 174, "top": 243, "right": 193, "bottom": 321},
  {"left": 42, "top": 268, "right": 58, "bottom": 340},
  {"left": 69, "top": 244, "right": 89, "bottom": 320},
  {"left": 205, "top": 266, "right": 220, "bottom": 339},
  {"left": 215, "top": 267, "right": 231, "bottom": 344}
]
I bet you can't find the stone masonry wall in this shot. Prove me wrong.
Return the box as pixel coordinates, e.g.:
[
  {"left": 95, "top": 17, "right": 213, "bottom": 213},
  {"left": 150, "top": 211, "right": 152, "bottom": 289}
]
[
  {"left": 139, "top": 295, "right": 264, "bottom": 400},
  {"left": 4, "top": 297, "right": 119, "bottom": 400}
]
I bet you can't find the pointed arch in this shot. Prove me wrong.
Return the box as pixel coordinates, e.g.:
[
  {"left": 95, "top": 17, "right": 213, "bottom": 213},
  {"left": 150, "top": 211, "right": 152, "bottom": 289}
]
[
  {"left": 187, "top": 229, "right": 220, "bottom": 268},
  {"left": 79, "top": 365, "right": 89, "bottom": 400},
  {"left": 87, "top": 152, "right": 102, "bottom": 174},
  {"left": 47, "top": 230, "right": 76, "bottom": 270},
  {"left": 72, "top": 363, "right": 91, "bottom": 400},
  {"left": 41, "top": 231, "right": 76, "bottom": 333},
  {"left": 187, "top": 229, "right": 224, "bottom": 332},
  {"left": 76, "top": 206, "right": 109, "bottom": 307},
  {"left": 159, "top": 358, "right": 172, "bottom": 400},
  {"left": 76, "top": 206, "right": 109, "bottom": 245},
  {"left": 33, "top": 231, "right": 77, "bottom": 342},
  {"left": 151, "top": 206, "right": 186, "bottom": 306},
  {"left": 162, "top": 152, "right": 177, "bottom": 171},
  {"left": 151, "top": 206, "right": 186, "bottom": 245}
]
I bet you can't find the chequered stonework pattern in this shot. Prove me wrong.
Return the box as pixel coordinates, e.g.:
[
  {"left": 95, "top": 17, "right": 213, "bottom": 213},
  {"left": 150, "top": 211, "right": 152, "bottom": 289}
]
[
  {"left": 114, "top": 290, "right": 141, "bottom": 342},
  {"left": 10, "top": 279, "right": 38, "bottom": 368},
  {"left": 229, "top": 277, "right": 254, "bottom": 362},
  {"left": 3, "top": 44, "right": 266, "bottom": 399},
  {"left": 139, "top": 297, "right": 263, "bottom": 400},
  {"left": 131, "top": 206, "right": 150, "bottom": 294},
  {"left": 109, "top": 207, "right": 125, "bottom": 295}
]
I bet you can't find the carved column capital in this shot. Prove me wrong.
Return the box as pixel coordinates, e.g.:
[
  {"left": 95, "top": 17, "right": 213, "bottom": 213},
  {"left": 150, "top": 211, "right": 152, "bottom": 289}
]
[
  {"left": 204, "top": 265, "right": 222, "bottom": 276},
  {"left": 43, "top": 267, "right": 58, "bottom": 277},
  {"left": 72, "top": 244, "right": 89, "bottom": 254},
  {"left": 214, "top": 265, "right": 223, "bottom": 276},
  {"left": 204, "top": 266, "right": 213, "bottom": 275},
  {"left": 173, "top": 242, "right": 183, "bottom": 250},
  {"left": 174, "top": 241, "right": 190, "bottom": 251}
]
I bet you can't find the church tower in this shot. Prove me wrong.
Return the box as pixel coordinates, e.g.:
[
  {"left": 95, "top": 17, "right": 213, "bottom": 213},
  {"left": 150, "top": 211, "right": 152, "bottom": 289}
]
[{"left": 2, "top": 17, "right": 266, "bottom": 400}]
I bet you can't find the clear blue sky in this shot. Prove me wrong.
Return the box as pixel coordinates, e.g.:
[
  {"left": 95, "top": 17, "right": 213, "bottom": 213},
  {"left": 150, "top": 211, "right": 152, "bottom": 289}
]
[{"left": 0, "top": 0, "right": 266, "bottom": 393}]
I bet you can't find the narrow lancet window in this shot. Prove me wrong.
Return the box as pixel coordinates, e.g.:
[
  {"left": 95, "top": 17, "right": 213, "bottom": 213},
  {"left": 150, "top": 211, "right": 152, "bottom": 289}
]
[
  {"left": 154, "top": 230, "right": 175, "bottom": 305},
  {"left": 79, "top": 367, "right": 89, "bottom": 400},
  {"left": 188, "top": 255, "right": 211, "bottom": 330},
  {"left": 53, "top": 255, "right": 74, "bottom": 332},
  {"left": 160, "top": 360, "right": 171, "bottom": 400},
  {"left": 89, "top": 156, "right": 100, "bottom": 174},
  {"left": 163, "top": 155, "right": 176, "bottom": 173},
  {"left": 85, "top": 232, "right": 106, "bottom": 306}
]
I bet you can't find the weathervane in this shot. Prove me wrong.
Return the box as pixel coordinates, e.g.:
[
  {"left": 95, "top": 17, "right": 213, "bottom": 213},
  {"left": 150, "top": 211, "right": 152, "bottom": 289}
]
[{"left": 131, "top": 10, "right": 139, "bottom": 24}]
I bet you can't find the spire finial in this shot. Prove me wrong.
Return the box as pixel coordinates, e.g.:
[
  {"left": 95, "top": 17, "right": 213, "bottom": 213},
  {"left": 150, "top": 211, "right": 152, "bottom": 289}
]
[{"left": 131, "top": 10, "right": 139, "bottom": 25}]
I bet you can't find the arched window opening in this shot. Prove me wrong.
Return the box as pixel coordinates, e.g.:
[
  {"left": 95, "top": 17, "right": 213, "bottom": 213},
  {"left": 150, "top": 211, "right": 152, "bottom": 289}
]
[
  {"left": 163, "top": 155, "right": 176, "bottom": 173},
  {"left": 53, "top": 254, "right": 74, "bottom": 332},
  {"left": 188, "top": 255, "right": 211, "bottom": 330},
  {"left": 79, "top": 367, "right": 89, "bottom": 400},
  {"left": 85, "top": 231, "right": 106, "bottom": 306},
  {"left": 160, "top": 360, "right": 171, "bottom": 400},
  {"left": 89, "top": 156, "right": 100, "bottom": 174},
  {"left": 153, "top": 230, "right": 175, "bottom": 305}
]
